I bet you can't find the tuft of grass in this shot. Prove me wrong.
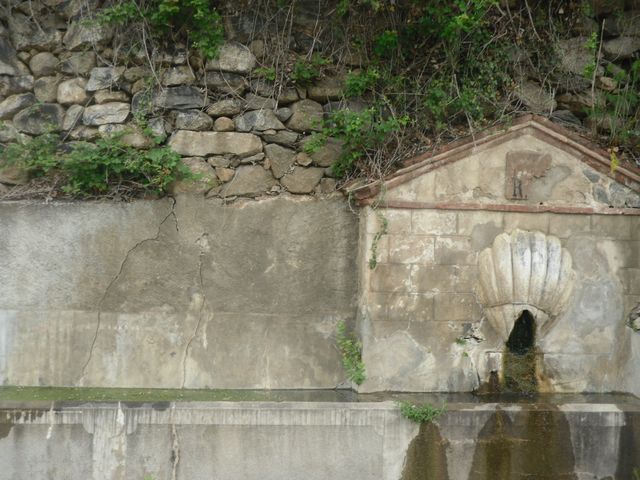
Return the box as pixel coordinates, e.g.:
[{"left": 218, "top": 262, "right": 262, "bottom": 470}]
[
  {"left": 397, "top": 401, "right": 446, "bottom": 423},
  {"left": 336, "top": 321, "right": 366, "bottom": 385}
]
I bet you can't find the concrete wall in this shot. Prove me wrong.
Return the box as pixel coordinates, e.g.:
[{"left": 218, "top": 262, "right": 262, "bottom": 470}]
[
  {"left": 358, "top": 133, "right": 640, "bottom": 393},
  {"left": 1, "top": 399, "right": 638, "bottom": 480},
  {"left": 0, "top": 195, "right": 359, "bottom": 389}
]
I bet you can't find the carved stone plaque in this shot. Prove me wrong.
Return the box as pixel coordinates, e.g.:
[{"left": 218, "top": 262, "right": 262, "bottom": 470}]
[{"left": 505, "top": 150, "right": 552, "bottom": 200}]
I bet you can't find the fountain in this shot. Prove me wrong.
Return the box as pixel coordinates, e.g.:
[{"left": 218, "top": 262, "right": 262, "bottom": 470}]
[{"left": 1, "top": 117, "right": 639, "bottom": 479}]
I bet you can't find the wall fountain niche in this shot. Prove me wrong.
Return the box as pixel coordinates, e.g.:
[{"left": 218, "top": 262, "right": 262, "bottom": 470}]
[{"left": 477, "top": 229, "right": 574, "bottom": 393}]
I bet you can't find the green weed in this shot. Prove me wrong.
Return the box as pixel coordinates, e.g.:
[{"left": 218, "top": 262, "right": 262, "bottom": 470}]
[
  {"left": 398, "top": 401, "right": 446, "bottom": 424},
  {"left": 336, "top": 321, "right": 366, "bottom": 386}
]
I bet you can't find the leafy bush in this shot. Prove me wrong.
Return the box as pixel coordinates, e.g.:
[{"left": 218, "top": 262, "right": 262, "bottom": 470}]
[
  {"left": 398, "top": 401, "right": 446, "bottom": 423},
  {"left": 2, "top": 133, "right": 188, "bottom": 197},
  {"left": 96, "top": 0, "right": 224, "bottom": 59},
  {"left": 306, "top": 108, "right": 408, "bottom": 178},
  {"left": 336, "top": 321, "right": 366, "bottom": 385},
  {"left": 290, "top": 54, "right": 328, "bottom": 86}
]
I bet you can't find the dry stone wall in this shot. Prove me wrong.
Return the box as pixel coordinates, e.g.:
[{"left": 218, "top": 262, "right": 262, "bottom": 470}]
[{"left": 0, "top": 3, "right": 347, "bottom": 197}]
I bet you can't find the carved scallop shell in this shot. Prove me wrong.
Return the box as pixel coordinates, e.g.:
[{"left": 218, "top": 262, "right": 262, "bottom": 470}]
[{"left": 478, "top": 229, "right": 574, "bottom": 342}]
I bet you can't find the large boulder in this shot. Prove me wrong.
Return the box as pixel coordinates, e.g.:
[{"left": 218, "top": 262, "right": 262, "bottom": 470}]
[
  {"left": 8, "top": 13, "right": 62, "bottom": 50},
  {"left": 29, "top": 52, "right": 58, "bottom": 77},
  {"left": 86, "top": 67, "right": 125, "bottom": 91},
  {"left": 173, "top": 110, "right": 213, "bottom": 131},
  {"left": 281, "top": 167, "right": 324, "bottom": 193},
  {"left": 307, "top": 76, "right": 345, "bottom": 102},
  {"left": 205, "top": 71, "right": 247, "bottom": 95},
  {"left": 234, "top": 110, "right": 285, "bottom": 132},
  {"left": 63, "top": 21, "right": 113, "bottom": 50},
  {"left": 133, "top": 86, "right": 206, "bottom": 112},
  {"left": 168, "top": 131, "right": 263, "bottom": 157},
  {"left": 264, "top": 143, "right": 296, "bottom": 178},
  {"left": 301, "top": 136, "right": 343, "bottom": 167},
  {"left": 34, "top": 76, "right": 61, "bottom": 102},
  {"left": 0, "top": 75, "right": 34, "bottom": 97},
  {"left": 286, "top": 99, "right": 324, "bottom": 132},
  {"left": 57, "top": 78, "right": 89, "bottom": 105},
  {"left": 58, "top": 52, "right": 96, "bottom": 75},
  {"left": 0, "top": 93, "right": 36, "bottom": 120},
  {"left": 206, "top": 98, "right": 245, "bottom": 117},
  {"left": 161, "top": 66, "right": 195, "bottom": 86},
  {"left": 205, "top": 42, "right": 256, "bottom": 74},
  {"left": 603, "top": 36, "right": 640, "bottom": 60},
  {"left": 219, "top": 165, "right": 276, "bottom": 197},
  {"left": 514, "top": 81, "right": 557, "bottom": 114},
  {"left": 82, "top": 102, "right": 130, "bottom": 126},
  {"left": 13, "top": 103, "right": 64, "bottom": 134},
  {"left": 555, "top": 37, "right": 603, "bottom": 76},
  {"left": 0, "top": 37, "right": 20, "bottom": 76}
]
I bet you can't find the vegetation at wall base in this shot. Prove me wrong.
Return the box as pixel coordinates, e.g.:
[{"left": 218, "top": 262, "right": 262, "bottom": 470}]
[
  {"left": 397, "top": 401, "right": 446, "bottom": 424},
  {"left": 336, "top": 321, "right": 366, "bottom": 386}
]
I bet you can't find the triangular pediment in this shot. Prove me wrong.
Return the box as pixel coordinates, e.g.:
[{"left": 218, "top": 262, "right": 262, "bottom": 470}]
[{"left": 350, "top": 116, "right": 640, "bottom": 211}]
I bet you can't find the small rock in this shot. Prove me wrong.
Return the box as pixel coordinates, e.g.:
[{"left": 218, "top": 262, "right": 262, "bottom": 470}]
[
  {"left": 170, "top": 157, "right": 219, "bottom": 194},
  {"left": 147, "top": 117, "right": 166, "bottom": 138},
  {"left": 275, "top": 107, "right": 292, "bottom": 122},
  {"left": 62, "top": 104, "right": 84, "bottom": 130},
  {"left": 557, "top": 91, "right": 603, "bottom": 113},
  {"left": 603, "top": 36, "right": 640, "bottom": 60},
  {"left": 596, "top": 76, "right": 617, "bottom": 92},
  {"left": 205, "top": 71, "right": 247, "bottom": 95},
  {"left": 0, "top": 75, "right": 34, "bottom": 97},
  {"left": 301, "top": 136, "right": 344, "bottom": 167},
  {"left": 82, "top": 102, "right": 130, "bottom": 126},
  {"left": 259, "top": 130, "right": 299, "bottom": 147},
  {"left": 307, "top": 76, "right": 345, "bottom": 102},
  {"left": 281, "top": 167, "right": 324, "bottom": 193},
  {"left": 208, "top": 156, "right": 231, "bottom": 168},
  {"left": 63, "top": 21, "right": 113, "bottom": 50},
  {"left": 0, "top": 93, "right": 36, "bottom": 120},
  {"left": 214, "top": 116, "right": 235, "bottom": 132},
  {"left": 550, "top": 110, "right": 582, "bottom": 128},
  {"left": 244, "top": 93, "right": 277, "bottom": 111},
  {"left": 168, "top": 131, "right": 263, "bottom": 157},
  {"left": 205, "top": 42, "right": 256, "bottom": 74},
  {"left": 318, "top": 177, "right": 337, "bottom": 193},
  {"left": 162, "top": 66, "right": 195, "bottom": 86},
  {"left": 57, "top": 78, "right": 89, "bottom": 105},
  {"left": 296, "top": 152, "right": 312, "bottom": 166},
  {"left": 0, "top": 37, "right": 19, "bottom": 76},
  {"left": 86, "top": 67, "right": 125, "bottom": 91},
  {"left": 514, "top": 81, "right": 557, "bottom": 113},
  {"left": 33, "top": 76, "right": 60, "bottom": 102},
  {"left": 265, "top": 143, "right": 296, "bottom": 178},
  {"left": 240, "top": 153, "right": 265, "bottom": 164},
  {"left": 220, "top": 165, "right": 276, "bottom": 197},
  {"left": 235, "top": 110, "right": 285, "bottom": 132},
  {"left": 13, "top": 103, "right": 65, "bottom": 134},
  {"left": 124, "top": 66, "right": 151, "bottom": 82},
  {"left": 206, "top": 98, "right": 245, "bottom": 117},
  {"left": 286, "top": 99, "right": 324, "bottom": 132},
  {"left": 174, "top": 110, "right": 213, "bottom": 131},
  {"left": 58, "top": 51, "right": 96, "bottom": 76},
  {"left": 94, "top": 89, "right": 129, "bottom": 104},
  {"left": 29, "top": 52, "right": 57, "bottom": 77},
  {"left": 215, "top": 167, "right": 235, "bottom": 182},
  {"left": 156, "top": 86, "right": 206, "bottom": 110},
  {"left": 323, "top": 99, "right": 367, "bottom": 114}
]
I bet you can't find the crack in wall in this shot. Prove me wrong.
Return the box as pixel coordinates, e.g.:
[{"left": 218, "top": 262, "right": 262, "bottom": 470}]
[
  {"left": 79, "top": 198, "right": 178, "bottom": 382},
  {"left": 181, "top": 233, "right": 210, "bottom": 389}
]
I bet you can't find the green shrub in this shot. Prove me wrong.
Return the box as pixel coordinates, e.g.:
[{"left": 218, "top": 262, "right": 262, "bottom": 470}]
[
  {"left": 336, "top": 321, "right": 366, "bottom": 385},
  {"left": 290, "top": 54, "right": 328, "bottom": 86},
  {"left": 398, "top": 401, "right": 446, "bottom": 423},
  {"left": 2, "top": 133, "right": 188, "bottom": 197},
  {"left": 96, "top": 0, "right": 224, "bottom": 59}
]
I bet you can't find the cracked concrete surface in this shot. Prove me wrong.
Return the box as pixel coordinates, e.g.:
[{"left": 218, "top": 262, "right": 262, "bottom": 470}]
[{"left": 0, "top": 194, "right": 358, "bottom": 388}]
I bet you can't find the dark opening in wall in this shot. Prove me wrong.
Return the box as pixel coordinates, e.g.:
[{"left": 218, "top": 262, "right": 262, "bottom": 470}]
[
  {"left": 503, "top": 310, "right": 537, "bottom": 394},
  {"left": 506, "top": 310, "right": 535, "bottom": 355}
]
